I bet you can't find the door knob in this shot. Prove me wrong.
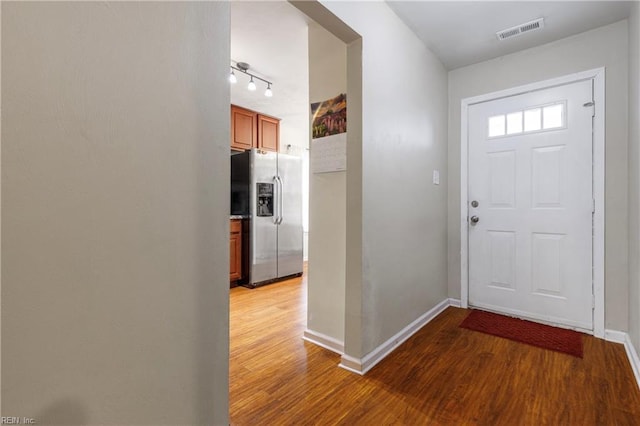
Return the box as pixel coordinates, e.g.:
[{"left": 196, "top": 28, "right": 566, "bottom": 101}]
[{"left": 470, "top": 216, "right": 480, "bottom": 224}]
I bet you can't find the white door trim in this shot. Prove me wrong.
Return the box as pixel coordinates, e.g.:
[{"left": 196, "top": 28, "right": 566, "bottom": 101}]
[{"left": 460, "top": 68, "right": 605, "bottom": 338}]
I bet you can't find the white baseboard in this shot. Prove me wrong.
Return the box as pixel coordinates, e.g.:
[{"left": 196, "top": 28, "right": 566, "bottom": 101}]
[
  {"left": 338, "top": 354, "right": 363, "bottom": 374},
  {"left": 624, "top": 333, "right": 640, "bottom": 390},
  {"left": 303, "top": 329, "right": 344, "bottom": 354},
  {"left": 338, "top": 298, "right": 452, "bottom": 375},
  {"left": 449, "top": 298, "right": 462, "bottom": 308},
  {"left": 605, "top": 329, "right": 640, "bottom": 390},
  {"left": 604, "top": 329, "right": 627, "bottom": 344}
]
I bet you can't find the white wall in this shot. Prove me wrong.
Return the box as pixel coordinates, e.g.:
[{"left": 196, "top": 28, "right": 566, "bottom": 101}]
[
  {"left": 319, "top": 1, "right": 449, "bottom": 361},
  {"left": 629, "top": 4, "right": 640, "bottom": 350},
  {"left": 1, "top": 3, "right": 230, "bottom": 424},
  {"left": 306, "top": 22, "right": 347, "bottom": 344},
  {"left": 448, "top": 21, "right": 629, "bottom": 331}
]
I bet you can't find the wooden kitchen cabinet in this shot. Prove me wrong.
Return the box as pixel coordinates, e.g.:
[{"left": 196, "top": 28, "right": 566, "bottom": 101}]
[
  {"left": 230, "top": 219, "right": 242, "bottom": 284},
  {"left": 230, "top": 105, "right": 280, "bottom": 153},
  {"left": 231, "top": 105, "right": 257, "bottom": 151},
  {"left": 257, "top": 114, "right": 280, "bottom": 152}
]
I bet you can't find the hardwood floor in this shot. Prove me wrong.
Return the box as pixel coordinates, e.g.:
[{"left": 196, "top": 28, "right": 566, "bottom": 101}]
[{"left": 230, "top": 273, "right": 640, "bottom": 425}]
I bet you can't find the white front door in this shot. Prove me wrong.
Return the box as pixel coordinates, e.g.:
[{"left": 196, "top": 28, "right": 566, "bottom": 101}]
[{"left": 468, "top": 79, "right": 594, "bottom": 331}]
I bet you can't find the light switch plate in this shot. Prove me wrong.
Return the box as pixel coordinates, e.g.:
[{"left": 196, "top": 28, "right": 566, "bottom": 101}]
[{"left": 433, "top": 170, "right": 440, "bottom": 185}]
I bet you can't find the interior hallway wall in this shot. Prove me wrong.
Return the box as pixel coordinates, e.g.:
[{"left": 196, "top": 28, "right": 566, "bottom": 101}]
[
  {"left": 628, "top": 3, "right": 640, "bottom": 350},
  {"left": 306, "top": 22, "right": 347, "bottom": 345},
  {"left": 2, "top": 3, "right": 230, "bottom": 424},
  {"left": 448, "top": 20, "right": 629, "bottom": 331},
  {"left": 318, "top": 1, "right": 449, "bottom": 362}
]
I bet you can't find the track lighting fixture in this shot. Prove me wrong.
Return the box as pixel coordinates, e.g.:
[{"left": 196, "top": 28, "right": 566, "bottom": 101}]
[{"left": 229, "top": 62, "right": 273, "bottom": 97}]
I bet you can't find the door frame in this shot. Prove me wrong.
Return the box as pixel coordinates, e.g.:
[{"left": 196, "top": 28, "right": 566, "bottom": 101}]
[{"left": 459, "top": 68, "right": 605, "bottom": 338}]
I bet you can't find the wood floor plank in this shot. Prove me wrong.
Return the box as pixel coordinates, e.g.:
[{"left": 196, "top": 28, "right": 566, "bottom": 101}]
[{"left": 230, "top": 273, "right": 640, "bottom": 425}]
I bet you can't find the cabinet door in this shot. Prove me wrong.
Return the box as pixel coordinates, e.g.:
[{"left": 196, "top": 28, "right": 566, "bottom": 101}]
[
  {"left": 231, "top": 106, "right": 257, "bottom": 151},
  {"left": 230, "top": 220, "right": 242, "bottom": 282},
  {"left": 257, "top": 114, "right": 280, "bottom": 152}
]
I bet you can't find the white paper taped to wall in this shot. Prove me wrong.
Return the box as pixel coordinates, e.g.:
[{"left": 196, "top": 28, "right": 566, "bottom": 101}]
[{"left": 311, "top": 133, "right": 346, "bottom": 173}]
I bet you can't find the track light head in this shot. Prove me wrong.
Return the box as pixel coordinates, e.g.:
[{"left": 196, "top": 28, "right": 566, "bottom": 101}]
[{"left": 247, "top": 77, "right": 256, "bottom": 91}]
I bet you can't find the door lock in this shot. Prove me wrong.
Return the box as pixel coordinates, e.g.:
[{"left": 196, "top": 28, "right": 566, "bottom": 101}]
[{"left": 471, "top": 200, "right": 479, "bottom": 208}]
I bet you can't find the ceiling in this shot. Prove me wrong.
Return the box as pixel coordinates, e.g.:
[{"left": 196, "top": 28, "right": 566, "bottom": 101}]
[
  {"left": 386, "top": 1, "right": 634, "bottom": 70},
  {"left": 229, "top": 1, "right": 633, "bottom": 124}
]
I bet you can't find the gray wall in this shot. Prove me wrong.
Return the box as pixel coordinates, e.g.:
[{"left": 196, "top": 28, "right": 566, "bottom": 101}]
[
  {"left": 629, "top": 4, "right": 640, "bottom": 349},
  {"left": 448, "top": 21, "right": 629, "bottom": 331},
  {"left": 307, "top": 22, "right": 347, "bottom": 343},
  {"left": 319, "top": 1, "right": 449, "bottom": 359},
  {"left": 2, "top": 3, "right": 230, "bottom": 424}
]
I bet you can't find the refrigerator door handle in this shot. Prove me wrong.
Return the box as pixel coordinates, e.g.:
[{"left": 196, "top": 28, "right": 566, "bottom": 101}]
[
  {"left": 278, "top": 176, "right": 284, "bottom": 225},
  {"left": 273, "top": 176, "right": 283, "bottom": 225},
  {"left": 272, "top": 176, "right": 279, "bottom": 224}
]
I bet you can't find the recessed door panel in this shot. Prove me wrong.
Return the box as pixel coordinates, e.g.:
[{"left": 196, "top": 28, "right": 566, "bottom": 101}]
[
  {"left": 488, "top": 231, "right": 516, "bottom": 290},
  {"left": 532, "top": 146, "right": 565, "bottom": 209},
  {"left": 488, "top": 151, "right": 516, "bottom": 208},
  {"left": 531, "top": 233, "right": 566, "bottom": 298}
]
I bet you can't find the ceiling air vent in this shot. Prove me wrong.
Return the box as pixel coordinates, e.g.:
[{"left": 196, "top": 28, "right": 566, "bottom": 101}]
[{"left": 496, "top": 18, "right": 545, "bottom": 41}]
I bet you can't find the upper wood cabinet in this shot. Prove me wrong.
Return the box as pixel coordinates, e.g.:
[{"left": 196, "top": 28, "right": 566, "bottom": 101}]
[
  {"left": 230, "top": 105, "right": 280, "bottom": 153},
  {"left": 231, "top": 105, "right": 257, "bottom": 151},
  {"left": 257, "top": 114, "right": 280, "bottom": 152}
]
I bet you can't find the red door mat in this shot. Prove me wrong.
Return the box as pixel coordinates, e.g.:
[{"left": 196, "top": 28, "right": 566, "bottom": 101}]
[{"left": 459, "top": 310, "right": 584, "bottom": 358}]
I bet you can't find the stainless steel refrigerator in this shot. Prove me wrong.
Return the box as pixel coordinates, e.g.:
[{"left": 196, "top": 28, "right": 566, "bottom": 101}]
[{"left": 231, "top": 149, "right": 303, "bottom": 287}]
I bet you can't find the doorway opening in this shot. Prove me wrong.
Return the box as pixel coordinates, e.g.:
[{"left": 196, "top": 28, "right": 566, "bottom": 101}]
[{"left": 228, "top": 0, "right": 362, "bottom": 421}]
